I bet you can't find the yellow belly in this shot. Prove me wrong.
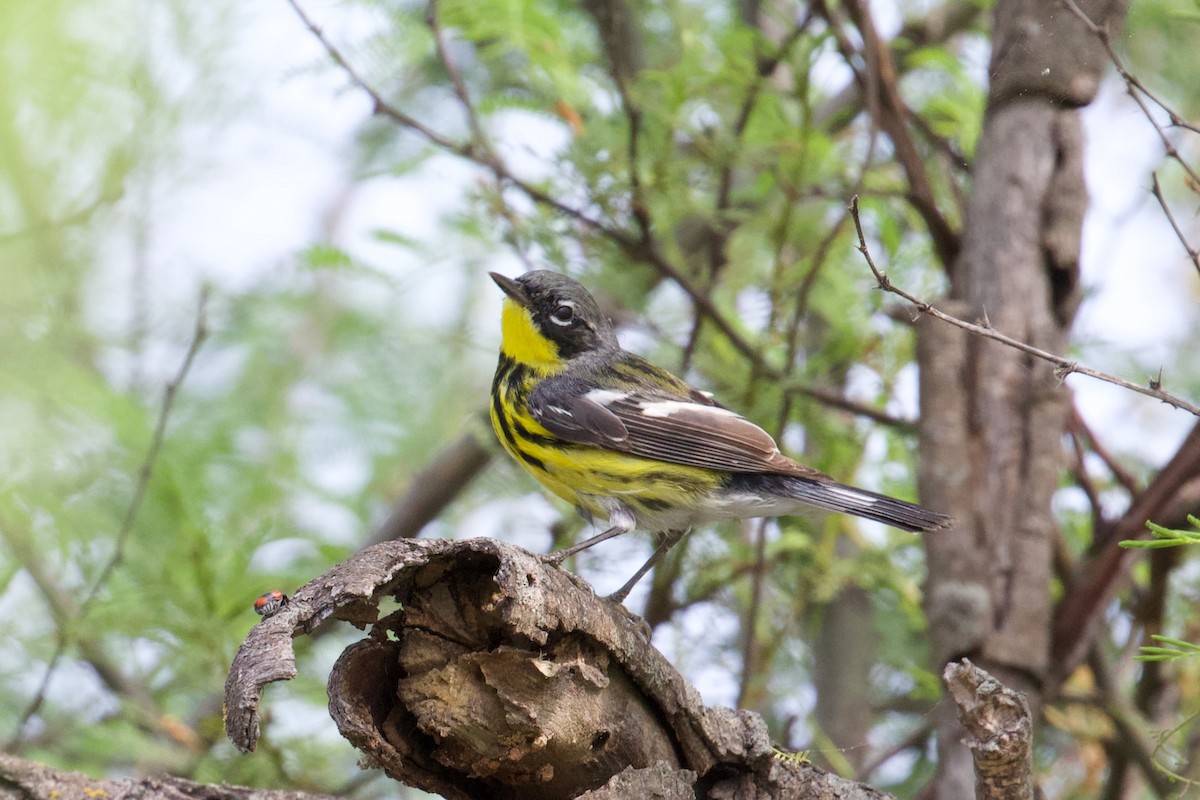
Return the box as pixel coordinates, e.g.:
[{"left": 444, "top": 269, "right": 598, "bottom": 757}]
[{"left": 490, "top": 387, "right": 720, "bottom": 526}]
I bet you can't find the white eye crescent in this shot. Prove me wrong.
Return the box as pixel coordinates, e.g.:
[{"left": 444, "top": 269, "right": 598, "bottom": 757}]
[{"left": 550, "top": 302, "right": 576, "bottom": 326}]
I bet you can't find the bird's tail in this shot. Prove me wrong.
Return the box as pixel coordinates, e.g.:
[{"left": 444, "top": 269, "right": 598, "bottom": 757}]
[{"left": 730, "top": 473, "right": 953, "bottom": 533}]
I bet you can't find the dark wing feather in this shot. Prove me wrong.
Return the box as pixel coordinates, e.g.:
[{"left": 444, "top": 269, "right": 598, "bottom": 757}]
[
  {"left": 532, "top": 391, "right": 628, "bottom": 444},
  {"left": 529, "top": 380, "right": 824, "bottom": 479}
]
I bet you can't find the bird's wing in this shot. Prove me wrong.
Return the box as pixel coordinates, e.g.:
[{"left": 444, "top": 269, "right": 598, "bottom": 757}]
[{"left": 529, "top": 380, "right": 824, "bottom": 478}]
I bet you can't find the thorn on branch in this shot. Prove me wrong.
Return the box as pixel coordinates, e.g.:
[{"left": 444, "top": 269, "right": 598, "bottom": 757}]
[
  {"left": 1150, "top": 367, "right": 1163, "bottom": 392},
  {"left": 1053, "top": 362, "right": 1077, "bottom": 385}
]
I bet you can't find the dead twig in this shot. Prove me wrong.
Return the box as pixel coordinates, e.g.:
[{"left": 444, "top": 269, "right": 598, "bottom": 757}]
[
  {"left": 1060, "top": 0, "right": 1200, "bottom": 280},
  {"left": 1150, "top": 172, "right": 1200, "bottom": 280},
  {"left": 1061, "top": 0, "right": 1200, "bottom": 180},
  {"left": 848, "top": 196, "right": 1200, "bottom": 417}
]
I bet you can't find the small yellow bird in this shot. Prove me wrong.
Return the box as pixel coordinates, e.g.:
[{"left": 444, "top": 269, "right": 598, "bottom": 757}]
[{"left": 490, "top": 271, "right": 951, "bottom": 601}]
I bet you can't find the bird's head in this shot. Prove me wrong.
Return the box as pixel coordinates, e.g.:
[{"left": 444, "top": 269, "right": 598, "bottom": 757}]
[{"left": 490, "top": 271, "right": 618, "bottom": 369}]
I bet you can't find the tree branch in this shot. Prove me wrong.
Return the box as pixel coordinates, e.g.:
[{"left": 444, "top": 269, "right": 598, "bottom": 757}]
[
  {"left": 1050, "top": 419, "right": 1200, "bottom": 684},
  {"left": 1060, "top": 0, "right": 1200, "bottom": 185},
  {"left": 821, "top": 0, "right": 961, "bottom": 269},
  {"left": 364, "top": 426, "right": 493, "bottom": 546},
  {"left": 849, "top": 196, "right": 1200, "bottom": 417},
  {"left": 1150, "top": 172, "right": 1200, "bottom": 280},
  {"left": 0, "top": 752, "right": 339, "bottom": 800}
]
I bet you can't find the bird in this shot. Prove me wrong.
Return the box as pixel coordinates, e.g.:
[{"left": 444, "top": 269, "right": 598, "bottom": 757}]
[{"left": 488, "top": 270, "right": 952, "bottom": 602}]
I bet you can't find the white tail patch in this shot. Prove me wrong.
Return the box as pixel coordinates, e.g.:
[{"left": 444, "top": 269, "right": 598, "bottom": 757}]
[{"left": 823, "top": 484, "right": 879, "bottom": 506}]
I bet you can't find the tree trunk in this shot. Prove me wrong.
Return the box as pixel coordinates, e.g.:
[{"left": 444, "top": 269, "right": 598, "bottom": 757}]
[{"left": 918, "top": 0, "right": 1128, "bottom": 796}]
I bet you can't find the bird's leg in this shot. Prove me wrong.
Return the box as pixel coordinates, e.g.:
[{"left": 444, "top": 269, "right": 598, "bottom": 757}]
[
  {"left": 607, "top": 529, "right": 687, "bottom": 605},
  {"left": 542, "top": 505, "right": 636, "bottom": 566}
]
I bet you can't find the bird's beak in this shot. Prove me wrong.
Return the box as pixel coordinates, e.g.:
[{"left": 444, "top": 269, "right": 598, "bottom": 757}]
[{"left": 489, "top": 272, "right": 531, "bottom": 309}]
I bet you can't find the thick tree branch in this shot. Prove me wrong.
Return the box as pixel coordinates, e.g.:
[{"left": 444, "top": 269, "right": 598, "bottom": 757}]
[{"left": 225, "top": 538, "right": 892, "bottom": 799}]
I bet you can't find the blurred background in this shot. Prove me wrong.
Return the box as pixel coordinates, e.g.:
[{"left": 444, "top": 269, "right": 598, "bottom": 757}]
[{"left": 1, "top": 0, "right": 1197, "bottom": 797}]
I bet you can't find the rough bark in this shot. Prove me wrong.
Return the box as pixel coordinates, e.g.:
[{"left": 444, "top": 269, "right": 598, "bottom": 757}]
[
  {"left": 224, "top": 538, "right": 892, "bottom": 799},
  {"left": 917, "top": 0, "right": 1128, "bottom": 796},
  {"left": 0, "top": 752, "right": 339, "bottom": 800},
  {"left": 943, "top": 660, "right": 1034, "bottom": 800}
]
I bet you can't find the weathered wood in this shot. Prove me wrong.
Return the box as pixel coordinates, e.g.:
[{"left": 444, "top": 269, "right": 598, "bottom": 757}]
[
  {"left": 944, "top": 660, "right": 1034, "bottom": 800},
  {"left": 224, "top": 537, "right": 893, "bottom": 798}
]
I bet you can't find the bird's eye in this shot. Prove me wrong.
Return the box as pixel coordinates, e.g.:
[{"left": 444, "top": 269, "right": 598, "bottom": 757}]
[{"left": 550, "top": 304, "right": 575, "bottom": 326}]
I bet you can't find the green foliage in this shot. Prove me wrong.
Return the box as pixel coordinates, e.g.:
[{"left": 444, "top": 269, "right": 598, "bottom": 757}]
[
  {"left": 1136, "top": 635, "right": 1200, "bottom": 663},
  {"left": 1121, "top": 516, "right": 1200, "bottom": 549}
]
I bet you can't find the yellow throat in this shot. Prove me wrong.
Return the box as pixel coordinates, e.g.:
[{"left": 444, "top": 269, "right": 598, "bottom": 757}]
[{"left": 499, "top": 298, "right": 565, "bottom": 371}]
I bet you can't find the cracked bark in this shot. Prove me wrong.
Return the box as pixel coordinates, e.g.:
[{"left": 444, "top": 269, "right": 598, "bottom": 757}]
[{"left": 224, "top": 538, "right": 892, "bottom": 799}]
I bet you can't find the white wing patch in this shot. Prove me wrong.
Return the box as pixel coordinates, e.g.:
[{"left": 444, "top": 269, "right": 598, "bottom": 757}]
[
  {"left": 636, "top": 400, "right": 741, "bottom": 419},
  {"left": 584, "top": 388, "right": 632, "bottom": 406}
]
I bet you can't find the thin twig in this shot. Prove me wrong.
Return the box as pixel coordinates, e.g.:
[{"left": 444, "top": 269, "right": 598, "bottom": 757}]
[
  {"left": 1068, "top": 420, "right": 1105, "bottom": 526},
  {"left": 787, "top": 383, "right": 917, "bottom": 432},
  {"left": 8, "top": 290, "right": 209, "bottom": 745},
  {"left": 608, "top": 45, "right": 650, "bottom": 243},
  {"left": 859, "top": 717, "right": 935, "bottom": 781},
  {"left": 286, "top": 0, "right": 480, "bottom": 161},
  {"left": 87, "top": 289, "right": 209, "bottom": 598},
  {"left": 426, "top": 0, "right": 489, "bottom": 149},
  {"left": 1060, "top": 0, "right": 1200, "bottom": 189},
  {"left": 714, "top": 10, "right": 815, "bottom": 239},
  {"left": 425, "top": 0, "right": 537, "bottom": 269},
  {"left": 848, "top": 196, "right": 1200, "bottom": 417},
  {"left": 1087, "top": 644, "right": 1177, "bottom": 797},
  {"left": 819, "top": 0, "right": 960, "bottom": 268},
  {"left": 1150, "top": 172, "right": 1200, "bottom": 280},
  {"left": 681, "top": 12, "right": 811, "bottom": 376},
  {"left": 737, "top": 517, "right": 771, "bottom": 709}
]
